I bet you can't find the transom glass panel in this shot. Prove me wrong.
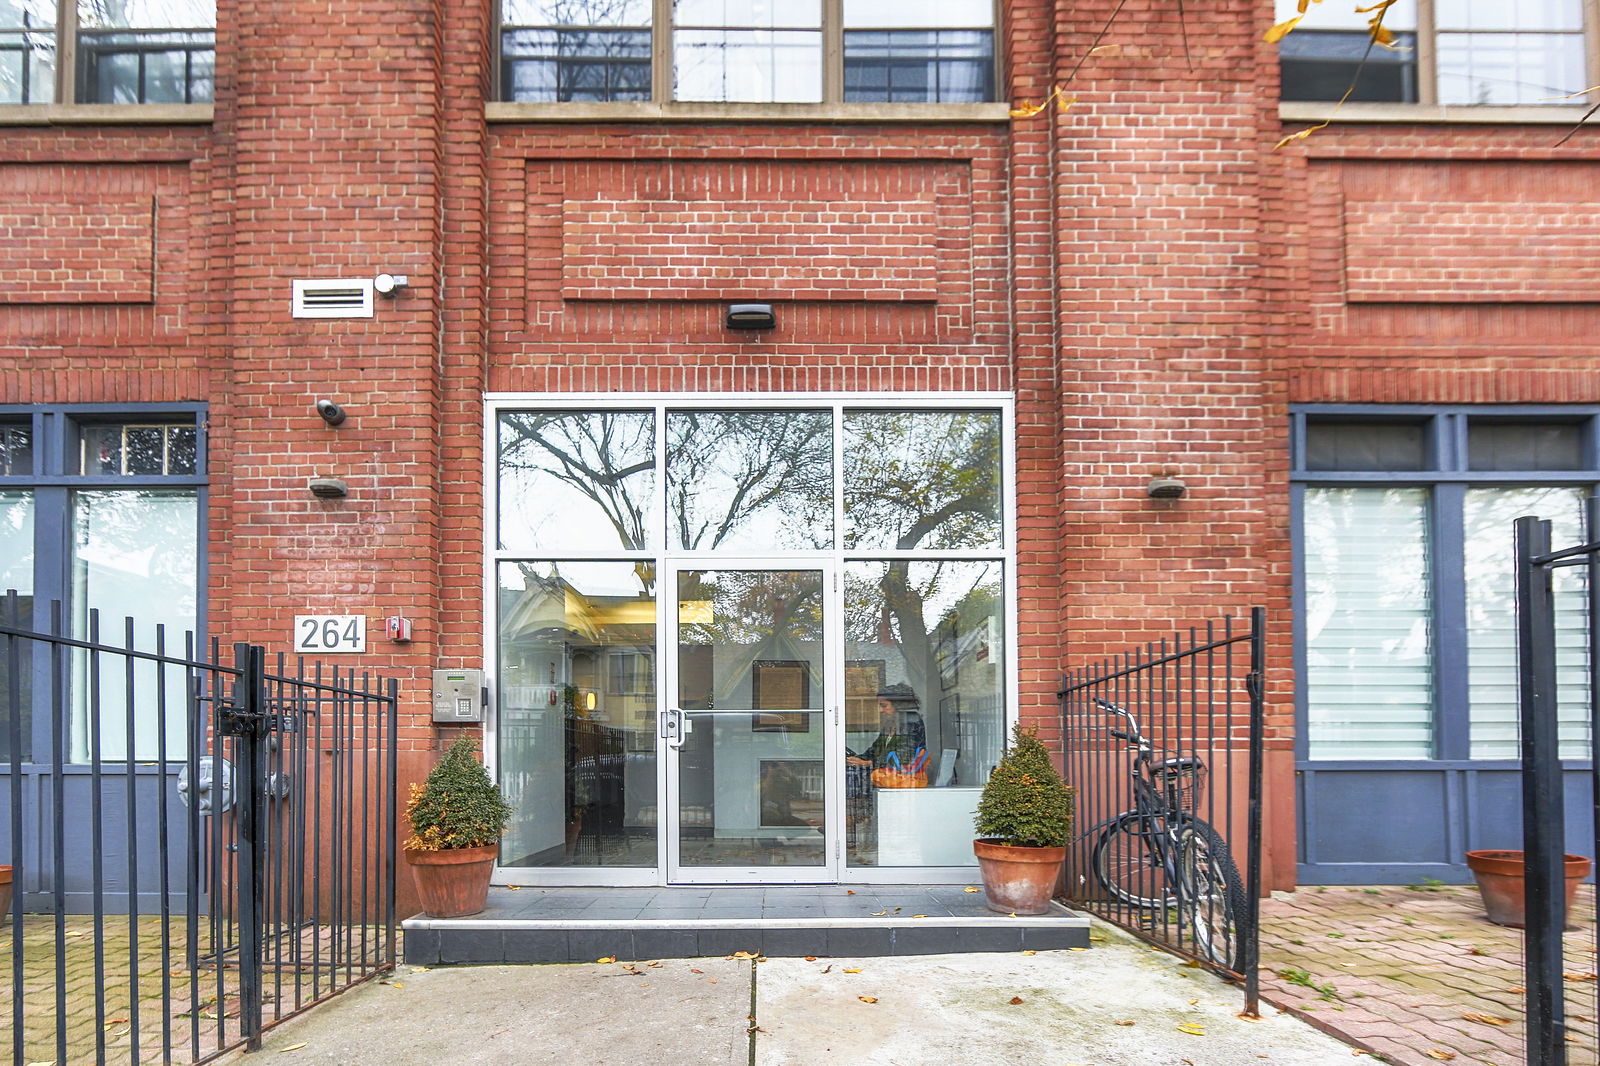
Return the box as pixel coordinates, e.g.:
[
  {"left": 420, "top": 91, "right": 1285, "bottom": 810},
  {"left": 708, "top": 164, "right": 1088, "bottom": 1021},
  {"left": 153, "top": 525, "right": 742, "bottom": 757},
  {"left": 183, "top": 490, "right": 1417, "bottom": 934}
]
[
  {"left": 666, "top": 410, "right": 832, "bottom": 551},
  {"left": 497, "top": 410, "right": 657, "bottom": 553}
]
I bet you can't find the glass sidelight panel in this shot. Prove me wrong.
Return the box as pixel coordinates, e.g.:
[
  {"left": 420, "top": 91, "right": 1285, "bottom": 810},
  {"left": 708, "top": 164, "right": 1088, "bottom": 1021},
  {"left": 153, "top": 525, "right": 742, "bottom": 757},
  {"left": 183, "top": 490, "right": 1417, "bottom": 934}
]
[
  {"left": 666, "top": 410, "right": 833, "bottom": 552},
  {"left": 842, "top": 559, "right": 1003, "bottom": 866},
  {"left": 497, "top": 561, "right": 657, "bottom": 867},
  {"left": 676, "top": 711, "right": 825, "bottom": 866}
]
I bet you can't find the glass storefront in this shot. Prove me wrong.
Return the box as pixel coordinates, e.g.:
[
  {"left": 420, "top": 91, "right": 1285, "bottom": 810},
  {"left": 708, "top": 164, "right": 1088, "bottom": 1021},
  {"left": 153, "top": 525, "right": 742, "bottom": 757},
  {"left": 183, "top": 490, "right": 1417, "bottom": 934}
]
[{"left": 489, "top": 396, "right": 1012, "bottom": 883}]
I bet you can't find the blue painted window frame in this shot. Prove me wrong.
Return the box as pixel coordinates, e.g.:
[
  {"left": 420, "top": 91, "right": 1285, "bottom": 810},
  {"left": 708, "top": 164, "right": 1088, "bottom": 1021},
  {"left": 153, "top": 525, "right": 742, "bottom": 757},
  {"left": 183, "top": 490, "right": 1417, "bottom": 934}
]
[
  {"left": 1291, "top": 403, "right": 1600, "bottom": 768},
  {"left": 0, "top": 403, "right": 208, "bottom": 763}
]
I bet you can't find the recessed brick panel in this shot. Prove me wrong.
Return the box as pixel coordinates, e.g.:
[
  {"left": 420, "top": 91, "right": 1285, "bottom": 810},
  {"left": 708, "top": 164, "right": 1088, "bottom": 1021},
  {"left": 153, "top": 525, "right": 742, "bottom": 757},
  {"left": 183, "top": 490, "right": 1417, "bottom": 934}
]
[
  {"left": 519, "top": 157, "right": 975, "bottom": 340},
  {"left": 1342, "top": 162, "right": 1600, "bottom": 303},
  {"left": 561, "top": 197, "right": 939, "bottom": 301},
  {"left": 0, "top": 192, "right": 156, "bottom": 304}
]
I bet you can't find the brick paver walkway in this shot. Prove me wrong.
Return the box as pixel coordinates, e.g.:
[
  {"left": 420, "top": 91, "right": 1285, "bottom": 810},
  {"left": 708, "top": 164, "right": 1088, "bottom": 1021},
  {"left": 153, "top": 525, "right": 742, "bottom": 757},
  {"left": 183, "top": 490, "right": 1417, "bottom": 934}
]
[
  {"left": 0, "top": 915, "right": 392, "bottom": 1064},
  {"left": 1259, "top": 884, "right": 1597, "bottom": 1066}
]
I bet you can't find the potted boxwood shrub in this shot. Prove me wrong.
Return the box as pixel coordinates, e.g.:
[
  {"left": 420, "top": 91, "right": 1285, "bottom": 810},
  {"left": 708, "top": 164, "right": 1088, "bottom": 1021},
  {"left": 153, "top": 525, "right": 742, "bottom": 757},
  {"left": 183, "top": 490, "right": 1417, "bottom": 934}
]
[
  {"left": 404, "top": 737, "right": 513, "bottom": 918},
  {"left": 973, "top": 725, "right": 1075, "bottom": 915}
]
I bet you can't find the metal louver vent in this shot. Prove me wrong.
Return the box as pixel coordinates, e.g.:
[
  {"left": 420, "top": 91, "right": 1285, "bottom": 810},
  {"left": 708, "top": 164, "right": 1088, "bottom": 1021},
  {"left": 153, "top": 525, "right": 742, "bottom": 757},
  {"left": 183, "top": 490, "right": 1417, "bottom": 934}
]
[{"left": 292, "top": 279, "right": 375, "bottom": 319}]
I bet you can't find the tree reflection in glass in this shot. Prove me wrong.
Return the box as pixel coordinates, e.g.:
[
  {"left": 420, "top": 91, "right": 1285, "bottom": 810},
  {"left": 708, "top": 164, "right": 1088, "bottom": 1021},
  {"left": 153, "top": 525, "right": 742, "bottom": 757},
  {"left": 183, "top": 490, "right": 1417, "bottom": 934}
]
[
  {"left": 843, "top": 410, "right": 1001, "bottom": 550},
  {"left": 677, "top": 568, "right": 824, "bottom": 709},
  {"left": 498, "top": 411, "right": 656, "bottom": 554},
  {"left": 667, "top": 410, "right": 832, "bottom": 551}
]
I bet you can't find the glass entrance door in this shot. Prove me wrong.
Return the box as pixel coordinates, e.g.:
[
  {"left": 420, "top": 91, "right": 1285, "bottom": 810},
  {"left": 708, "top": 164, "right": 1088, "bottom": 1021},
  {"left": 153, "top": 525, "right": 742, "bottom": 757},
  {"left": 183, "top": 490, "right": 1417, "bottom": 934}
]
[{"left": 664, "top": 564, "right": 837, "bottom": 883}]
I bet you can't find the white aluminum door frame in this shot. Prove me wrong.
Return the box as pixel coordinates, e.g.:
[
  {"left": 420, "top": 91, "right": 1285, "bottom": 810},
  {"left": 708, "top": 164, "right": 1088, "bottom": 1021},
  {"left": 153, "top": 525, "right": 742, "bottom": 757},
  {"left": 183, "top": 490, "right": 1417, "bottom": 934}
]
[{"left": 661, "top": 557, "right": 842, "bottom": 885}]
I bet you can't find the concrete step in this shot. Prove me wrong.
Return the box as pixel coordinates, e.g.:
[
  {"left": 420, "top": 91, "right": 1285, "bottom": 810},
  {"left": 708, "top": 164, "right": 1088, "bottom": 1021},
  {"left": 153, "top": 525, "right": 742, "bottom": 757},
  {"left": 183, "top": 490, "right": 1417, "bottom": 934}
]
[{"left": 403, "top": 885, "right": 1091, "bottom": 965}]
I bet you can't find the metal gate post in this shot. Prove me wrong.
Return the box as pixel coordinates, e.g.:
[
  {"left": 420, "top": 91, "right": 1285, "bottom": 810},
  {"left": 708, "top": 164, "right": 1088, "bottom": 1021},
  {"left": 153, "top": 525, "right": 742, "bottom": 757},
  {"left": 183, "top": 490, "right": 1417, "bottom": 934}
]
[
  {"left": 1515, "top": 516, "right": 1566, "bottom": 1066},
  {"left": 229, "top": 643, "right": 268, "bottom": 1051},
  {"left": 1243, "top": 606, "right": 1266, "bottom": 1017}
]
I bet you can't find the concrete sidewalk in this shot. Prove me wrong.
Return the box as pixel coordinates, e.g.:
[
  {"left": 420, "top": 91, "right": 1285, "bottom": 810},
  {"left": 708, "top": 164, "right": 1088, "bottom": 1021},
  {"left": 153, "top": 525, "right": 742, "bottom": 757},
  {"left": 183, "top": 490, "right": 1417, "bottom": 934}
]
[{"left": 226, "top": 922, "right": 1360, "bottom": 1066}]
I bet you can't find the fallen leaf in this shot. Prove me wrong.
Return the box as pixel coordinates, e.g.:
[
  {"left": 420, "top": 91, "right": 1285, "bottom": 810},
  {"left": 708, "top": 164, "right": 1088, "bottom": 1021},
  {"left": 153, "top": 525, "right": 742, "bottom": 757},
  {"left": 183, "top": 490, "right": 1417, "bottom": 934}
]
[
  {"left": 1114, "top": 1020, "right": 1135, "bottom": 1026},
  {"left": 963, "top": 886, "right": 981, "bottom": 893},
  {"left": 858, "top": 996, "right": 878, "bottom": 1004},
  {"left": 690, "top": 968, "right": 704, "bottom": 974},
  {"left": 1462, "top": 1012, "right": 1513, "bottom": 1027},
  {"left": 412, "top": 966, "right": 429, "bottom": 972},
  {"left": 893, "top": 907, "right": 902, "bottom": 912},
  {"left": 1009, "top": 996, "right": 1025, "bottom": 1005},
  {"left": 1176, "top": 1023, "right": 1205, "bottom": 1036},
  {"left": 1008, "top": 912, "right": 1018, "bottom": 918},
  {"left": 804, "top": 957, "right": 817, "bottom": 962},
  {"left": 1423, "top": 1052, "right": 1456, "bottom": 1062},
  {"left": 871, "top": 910, "right": 889, "bottom": 916},
  {"left": 647, "top": 961, "right": 662, "bottom": 968},
  {"left": 822, "top": 965, "right": 833, "bottom": 974},
  {"left": 1089, "top": 935, "right": 1105, "bottom": 942},
  {"left": 747, "top": 1025, "right": 766, "bottom": 1035},
  {"left": 107, "top": 1018, "right": 129, "bottom": 1025},
  {"left": 708, "top": 978, "right": 718, "bottom": 984},
  {"left": 281, "top": 1045, "right": 308, "bottom": 1053},
  {"left": 597, "top": 956, "right": 616, "bottom": 964},
  {"left": 1021, "top": 950, "right": 1038, "bottom": 956},
  {"left": 1565, "top": 972, "right": 1598, "bottom": 982},
  {"left": 911, "top": 914, "right": 928, "bottom": 919},
  {"left": 844, "top": 967, "right": 864, "bottom": 973},
  {"left": 728, "top": 951, "right": 759, "bottom": 960},
  {"left": 386, "top": 981, "right": 404, "bottom": 989},
  {"left": 846, "top": 890, "right": 855, "bottom": 895}
]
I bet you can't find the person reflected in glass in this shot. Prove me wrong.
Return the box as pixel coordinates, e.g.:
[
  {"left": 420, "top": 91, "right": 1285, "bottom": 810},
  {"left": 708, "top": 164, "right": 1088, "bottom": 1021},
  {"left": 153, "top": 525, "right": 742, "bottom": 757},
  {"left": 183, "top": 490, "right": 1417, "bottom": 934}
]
[{"left": 847, "top": 683, "right": 926, "bottom": 773}]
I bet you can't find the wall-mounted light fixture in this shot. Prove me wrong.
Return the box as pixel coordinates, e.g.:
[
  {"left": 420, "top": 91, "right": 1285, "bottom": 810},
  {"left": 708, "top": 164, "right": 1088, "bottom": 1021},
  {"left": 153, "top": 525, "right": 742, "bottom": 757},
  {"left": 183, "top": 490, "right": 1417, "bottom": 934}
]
[
  {"left": 373, "top": 273, "right": 409, "bottom": 296},
  {"left": 315, "top": 399, "right": 347, "bottom": 426},
  {"left": 585, "top": 691, "right": 598, "bottom": 712},
  {"left": 726, "top": 303, "right": 776, "bottom": 330},
  {"left": 1147, "top": 477, "right": 1187, "bottom": 499},
  {"left": 309, "top": 477, "right": 348, "bottom": 499}
]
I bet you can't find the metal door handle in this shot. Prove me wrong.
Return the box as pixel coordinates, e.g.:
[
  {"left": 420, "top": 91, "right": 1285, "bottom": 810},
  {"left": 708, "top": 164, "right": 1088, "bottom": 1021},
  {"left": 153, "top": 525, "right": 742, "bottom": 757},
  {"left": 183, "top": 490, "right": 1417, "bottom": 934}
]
[{"left": 662, "top": 708, "right": 686, "bottom": 749}]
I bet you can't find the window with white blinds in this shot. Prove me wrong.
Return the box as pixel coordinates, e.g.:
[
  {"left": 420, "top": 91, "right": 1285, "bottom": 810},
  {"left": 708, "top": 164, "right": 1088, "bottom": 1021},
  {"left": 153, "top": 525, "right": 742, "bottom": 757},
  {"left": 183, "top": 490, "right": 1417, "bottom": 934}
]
[
  {"left": 1304, "top": 487, "right": 1435, "bottom": 759},
  {"left": 1465, "top": 486, "right": 1591, "bottom": 759},
  {"left": 1295, "top": 408, "right": 1600, "bottom": 766}
]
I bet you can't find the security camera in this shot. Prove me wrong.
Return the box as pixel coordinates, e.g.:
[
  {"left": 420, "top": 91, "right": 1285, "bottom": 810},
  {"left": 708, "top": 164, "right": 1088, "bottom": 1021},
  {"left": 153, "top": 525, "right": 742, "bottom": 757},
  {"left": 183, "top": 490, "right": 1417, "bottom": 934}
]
[{"left": 315, "top": 399, "right": 347, "bottom": 426}]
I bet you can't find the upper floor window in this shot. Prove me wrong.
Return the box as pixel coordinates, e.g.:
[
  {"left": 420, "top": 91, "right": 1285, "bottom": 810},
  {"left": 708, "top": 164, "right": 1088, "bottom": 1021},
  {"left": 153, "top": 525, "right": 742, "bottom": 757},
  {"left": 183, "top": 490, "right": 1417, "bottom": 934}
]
[
  {"left": 1277, "top": 0, "right": 1592, "bottom": 107},
  {"left": 499, "top": 0, "right": 995, "bottom": 104},
  {"left": 1, "top": 0, "right": 214, "bottom": 106}
]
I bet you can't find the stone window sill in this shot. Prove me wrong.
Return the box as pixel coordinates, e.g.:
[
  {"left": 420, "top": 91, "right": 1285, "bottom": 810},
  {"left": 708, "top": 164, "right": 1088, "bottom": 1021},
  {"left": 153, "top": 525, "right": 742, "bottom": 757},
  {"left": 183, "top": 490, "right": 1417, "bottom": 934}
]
[
  {"left": 486, "top": 101, "right": 1012, "bottom": 123},
  {"left": 1280, "top": 101, "right": 1590, "bottom": 124},
  {"left": 0, "top": 103, "right": 213, "bottom": 126}
]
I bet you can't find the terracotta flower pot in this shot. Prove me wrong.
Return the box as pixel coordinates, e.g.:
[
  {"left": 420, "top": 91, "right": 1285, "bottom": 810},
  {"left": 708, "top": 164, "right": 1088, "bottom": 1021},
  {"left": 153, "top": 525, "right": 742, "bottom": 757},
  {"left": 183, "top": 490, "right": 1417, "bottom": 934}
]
[
  {"left": 0, "top": 864, "right": 12, "bottom": 919},
  {"left": 974, "top": 839, "right": 1066, "bottom": 915},
  {"left": 1465, "top": 849, "right": 1591, "bottom": 929},
  {"left": 405, "top": 844, "right": 498, "bottom": 918}
]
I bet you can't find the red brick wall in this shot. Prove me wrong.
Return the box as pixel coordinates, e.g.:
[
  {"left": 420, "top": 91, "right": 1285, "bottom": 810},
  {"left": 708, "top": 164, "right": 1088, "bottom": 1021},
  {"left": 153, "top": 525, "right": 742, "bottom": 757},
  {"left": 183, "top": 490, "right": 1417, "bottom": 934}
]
[{"left": 6, "top": 0, "right": 1600, "bottom": 892}]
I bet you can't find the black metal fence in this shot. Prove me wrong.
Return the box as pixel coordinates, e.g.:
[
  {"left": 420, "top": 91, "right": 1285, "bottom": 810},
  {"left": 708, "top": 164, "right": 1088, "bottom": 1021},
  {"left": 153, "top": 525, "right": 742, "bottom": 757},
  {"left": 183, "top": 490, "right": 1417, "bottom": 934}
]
[
  {"left": 1515, "top": 512, "right": 1600, "bottom": 1066},
  {"left": 1, "top": 594, "right": 399, "bottom": 1064},
  {"left": 1058, "top": 609, "right": 1265, "bottom": 1014}
]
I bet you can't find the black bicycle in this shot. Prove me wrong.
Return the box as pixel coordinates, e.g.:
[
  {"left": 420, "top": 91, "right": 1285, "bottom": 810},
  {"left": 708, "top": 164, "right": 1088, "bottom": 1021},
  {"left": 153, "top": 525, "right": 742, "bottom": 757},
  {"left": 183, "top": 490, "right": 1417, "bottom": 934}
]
[{"left": 1087, "top": 697, "right": 1244, "bottom": 970}]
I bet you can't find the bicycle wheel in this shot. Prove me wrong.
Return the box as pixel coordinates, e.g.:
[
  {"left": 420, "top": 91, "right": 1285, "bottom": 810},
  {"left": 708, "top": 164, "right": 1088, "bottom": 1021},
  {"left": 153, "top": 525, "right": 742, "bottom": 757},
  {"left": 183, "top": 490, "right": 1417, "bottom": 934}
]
[
  {"left": 1175, "top": 819, "right": 1245, "bottom": 971},
  {"left": 1092, "top": 814, "right": 1176, "bottom": 909}
]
